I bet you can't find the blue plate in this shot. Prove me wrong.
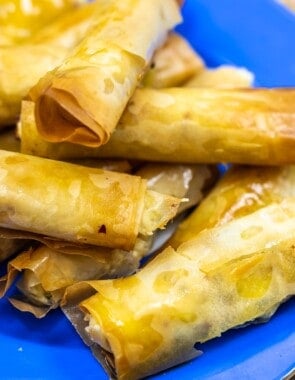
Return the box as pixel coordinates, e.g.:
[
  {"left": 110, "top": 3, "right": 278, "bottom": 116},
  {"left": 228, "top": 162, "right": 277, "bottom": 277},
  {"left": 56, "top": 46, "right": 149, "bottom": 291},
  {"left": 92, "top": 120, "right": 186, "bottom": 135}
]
[{"left": 1, "top": 1, "right": 295, "bottom": 379}]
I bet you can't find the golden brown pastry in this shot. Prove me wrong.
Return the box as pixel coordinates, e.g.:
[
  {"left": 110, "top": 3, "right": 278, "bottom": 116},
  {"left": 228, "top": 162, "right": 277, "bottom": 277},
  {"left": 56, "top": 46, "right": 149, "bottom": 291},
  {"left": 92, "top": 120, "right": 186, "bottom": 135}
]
[
  {"left": 29, "top": 0, "right": 181, "bottom": 147},
  {"left": 143, "top": 33, "right": 204, "bottom": 88},
  {"left": 0, "top": 1, "right": 97, "bottom": 126},
  {"left": 21, "top": 88, "right": 295, "bottom": 165},
  {"left": 170, "top": 165, "right": 295, "bottom": 248},
  {"left": 63, "top": 199, "right": 295, "bottom": 379},
  {"left": 0, "top": 0, "right": 86, "bottom": 46},
  {"left": 0, "top": 150, "right": 180, "bottom": 251},
  {"left": 0, "top": 161, "right": 215, "bottom": 316}
]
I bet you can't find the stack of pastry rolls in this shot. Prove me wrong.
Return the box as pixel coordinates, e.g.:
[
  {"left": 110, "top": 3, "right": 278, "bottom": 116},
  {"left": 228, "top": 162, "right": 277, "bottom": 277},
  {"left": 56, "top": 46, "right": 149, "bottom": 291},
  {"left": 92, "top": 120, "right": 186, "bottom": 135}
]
[
  {"left": 0, "top": 0, "right": 295, "bottom": 379},
  {"left": 0, "top": 0, "right": 188, "bottom": 292}
]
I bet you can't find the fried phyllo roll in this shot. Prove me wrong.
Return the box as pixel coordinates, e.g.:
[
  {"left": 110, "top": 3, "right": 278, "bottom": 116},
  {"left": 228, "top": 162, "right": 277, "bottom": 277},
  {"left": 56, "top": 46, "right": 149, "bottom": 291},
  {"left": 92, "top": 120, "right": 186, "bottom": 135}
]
[
  {"left": 64, "top": 200, "right": 295, "bottom": 380},
  {"left": 0, "top": 1, "right": 97, "bottom": 126},
  {"left": 0, "top": 162, "right": 214, "bottom": 316},
  {"left": 0, "top": 150, "right": 180, "bottom": 251},
  {"left": 0, "top": 141, "right": 130, "bottom": 263},
  {"left": 170, "top": 165, "right": 295, "bottom": 248},
  {"left": 21, "top": 88, "right": 295, "bottom": 164},
  {"left": 29, "top": 0, "right": 181, "bottom": 147},
  {"left": 0, "top": 0, "right": 86, "bottom": 46},
  {"left": 0, "top": 237, "right": 150, "bottom": 317},
  {"left": 143, "top": 33, "right": 204, "bottom": 88},
  {"left": 185, "top": 65, "right": 254, "bottom": 88}
]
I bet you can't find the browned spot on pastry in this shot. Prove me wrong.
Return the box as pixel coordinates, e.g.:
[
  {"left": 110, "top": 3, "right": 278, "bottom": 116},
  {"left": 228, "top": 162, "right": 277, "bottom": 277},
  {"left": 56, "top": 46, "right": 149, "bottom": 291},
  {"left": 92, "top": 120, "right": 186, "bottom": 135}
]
[{"left": 98, "top": 225, "right": 107, "bottom": 234}]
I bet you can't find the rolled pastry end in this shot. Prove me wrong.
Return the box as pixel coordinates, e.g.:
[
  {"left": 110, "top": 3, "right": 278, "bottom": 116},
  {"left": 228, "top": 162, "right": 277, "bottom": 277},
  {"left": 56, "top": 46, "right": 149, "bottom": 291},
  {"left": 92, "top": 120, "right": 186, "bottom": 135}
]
[
  {"left": 140, "top": 190, "right": 182, "bottom": 236},
  {"left": 35, "top": 89, "right": 107, "bottom": 147}
]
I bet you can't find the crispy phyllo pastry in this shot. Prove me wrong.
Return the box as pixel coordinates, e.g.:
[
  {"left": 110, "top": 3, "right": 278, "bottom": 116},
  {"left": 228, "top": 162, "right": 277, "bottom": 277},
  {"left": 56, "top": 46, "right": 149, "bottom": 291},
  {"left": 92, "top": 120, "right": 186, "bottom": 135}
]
[
  {"left": 0, "top": 237, "right": 151, "bottom": 317},
  {"left": 21, "top": 88, "right": 295, "bottom": 164},
  {"left": 63, "top": 200, "right": 295, "bottom": 379},
  {"left": 0, "top": 150, "right": 180, "bottom": 251},
  {"left": 0, "top": 162, "right": 215, "bottom": 316},
  {"left": 136, "top": 163, "right": 216, "bottom": 214},
  {"left": 143, "top": 33, "right": 204, "bottom": 88},
  {"left": 29, "top": 0, "right": 181, "bottom": 147},
  {"left": 0, "top": 145, "right": 130, "bottom": 265},
  {"left": 170, "top": 165, "right": 295, "bottom": 248},
  {"left": 0, "top": 1, "right": 97, "bottom": 126},
  {"left": 185, "top": 65, "right": 254, "bottom": 88},
  {"left": 0, "top": 0, "right": 86, "bottom": 46}
]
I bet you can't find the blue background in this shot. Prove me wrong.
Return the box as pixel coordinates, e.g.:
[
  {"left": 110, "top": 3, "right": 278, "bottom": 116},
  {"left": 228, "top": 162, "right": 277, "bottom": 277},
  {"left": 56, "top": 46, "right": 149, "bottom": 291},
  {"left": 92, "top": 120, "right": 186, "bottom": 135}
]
[{"left": 0, "top": 0, "right": 295, "bottom": 379}]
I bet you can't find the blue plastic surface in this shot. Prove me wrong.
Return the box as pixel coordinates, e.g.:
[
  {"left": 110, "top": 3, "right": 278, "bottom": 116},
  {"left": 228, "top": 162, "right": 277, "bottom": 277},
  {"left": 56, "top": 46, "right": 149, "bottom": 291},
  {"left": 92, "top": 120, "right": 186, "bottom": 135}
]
[
  {"left": 1, "top": 1, "right": 295, "bottom": 379},
  {"left": 177, "top": 0, "right": 295, "bottom": 86}
]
